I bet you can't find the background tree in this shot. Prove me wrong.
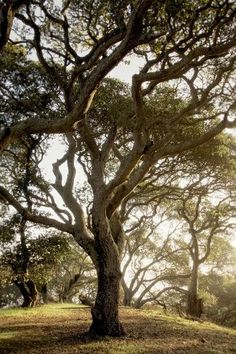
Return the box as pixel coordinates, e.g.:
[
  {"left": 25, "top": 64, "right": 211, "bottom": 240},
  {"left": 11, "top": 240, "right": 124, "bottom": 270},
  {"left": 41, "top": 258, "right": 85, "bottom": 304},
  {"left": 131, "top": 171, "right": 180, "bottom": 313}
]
[
  {"left": 51, "top": 247, "right": 96, "bottom": 304},
  {"left": 119, "top": 174, "right": 191, "bottom": 308},
  {"left": 121, "top": 222, "right": 190, "bottom": 308},
  {"left": 175, "top": 185, "right": 235, "bottom": 318},
  {"left": 197, "top": 235, "right": 236, "bottom": 326},
  {"left": 119, "top": 127, "right": 236, "bottom": 310},
  {"left": 200, "top": 271, "right": 236, "bottom": 327},
  {"left": 158, "top": 238, "right": 236, "bottom": 326},
  {"left": 0, "top": 218, "right": 73, "bottom": 307}
]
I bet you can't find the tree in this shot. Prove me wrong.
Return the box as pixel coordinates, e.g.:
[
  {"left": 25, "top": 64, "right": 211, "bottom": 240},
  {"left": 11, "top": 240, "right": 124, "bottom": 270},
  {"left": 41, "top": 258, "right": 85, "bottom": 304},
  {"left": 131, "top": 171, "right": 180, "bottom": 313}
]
[
  {"left": 0, "top": 217, "right": 73, "bottom": 307},
  {"left": 164, "top": 238, "right": 236, "bottom": 323},
  {"left": 0, "top": 1, "right": 236, "bottom": 336},
  {"left": 200, "top": 271, "right": 236, "bottom": 327},
  {"left": 119, "top": 129, "right": 236, "bottom": 309},
  {"left": 121, "top": 223, "right": 191, "bottom": 308},
  {"left": 198, "top": 236, "right": 236, "bottom": 326},
  {"left": 176, "top": 185, "right": 235, "bottom": 318},
  {"left": 51, "top": 247, "right": 96, "bottom": 304}
]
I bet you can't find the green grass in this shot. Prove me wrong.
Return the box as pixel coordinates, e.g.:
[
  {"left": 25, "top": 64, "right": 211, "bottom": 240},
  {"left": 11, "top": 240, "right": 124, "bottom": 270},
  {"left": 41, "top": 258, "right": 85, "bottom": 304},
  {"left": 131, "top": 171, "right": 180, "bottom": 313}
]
[
  {"left": 0, "top": 304, "right": 235, "bottom": 353},
  {"left": 0, "top": 303, "right": 79, "bottom": 321}
]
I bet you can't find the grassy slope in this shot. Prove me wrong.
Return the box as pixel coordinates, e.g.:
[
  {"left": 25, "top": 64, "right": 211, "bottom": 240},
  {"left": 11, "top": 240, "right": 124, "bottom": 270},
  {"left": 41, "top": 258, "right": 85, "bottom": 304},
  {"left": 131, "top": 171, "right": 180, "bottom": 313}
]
[{"left": 0, "top": 303, "right": 235, "bottom": 354}]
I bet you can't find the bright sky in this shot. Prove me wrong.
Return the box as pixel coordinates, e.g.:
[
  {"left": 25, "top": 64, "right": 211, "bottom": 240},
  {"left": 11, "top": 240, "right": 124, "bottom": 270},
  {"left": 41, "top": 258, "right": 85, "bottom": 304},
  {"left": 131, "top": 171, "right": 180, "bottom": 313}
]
[{"left": 108, "top": 56, "right": 144, "bottom": 83}]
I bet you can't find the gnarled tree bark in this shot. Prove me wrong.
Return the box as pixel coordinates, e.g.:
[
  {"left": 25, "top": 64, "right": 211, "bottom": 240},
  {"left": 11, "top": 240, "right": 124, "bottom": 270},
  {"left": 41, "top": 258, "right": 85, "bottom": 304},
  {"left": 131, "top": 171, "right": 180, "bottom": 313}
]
[
  {"left": 90, "top": 250, "right": 125, "bottom": 336},
  {"left": 0, "top": 0, "right": 27, "bottom": 50}
]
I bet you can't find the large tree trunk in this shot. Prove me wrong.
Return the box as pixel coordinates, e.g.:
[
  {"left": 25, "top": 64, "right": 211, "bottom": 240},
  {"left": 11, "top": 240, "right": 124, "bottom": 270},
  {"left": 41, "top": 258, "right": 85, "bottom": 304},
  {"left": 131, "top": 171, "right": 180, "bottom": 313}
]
[
  {"left": 89, "top": 230, "right": 124, "bottom": 335},
  {"left": 89, "top": 268, "right": 125, "bottom": 336},
  {"left": 89, "top": 206, "right": 125, "bottom": 336},
  {"left": 187, "top": 261, "right": 203, "bottom": 318},
  {"left": 187, "top": 293, "right": 203, "bottom": 318}
]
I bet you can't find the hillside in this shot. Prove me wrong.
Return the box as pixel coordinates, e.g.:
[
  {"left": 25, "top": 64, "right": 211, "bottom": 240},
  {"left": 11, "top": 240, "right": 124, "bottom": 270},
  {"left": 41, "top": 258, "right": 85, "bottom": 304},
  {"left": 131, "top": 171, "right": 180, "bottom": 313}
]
[{"left": 0, "top": 304, "right": 235, "bottom": 353}]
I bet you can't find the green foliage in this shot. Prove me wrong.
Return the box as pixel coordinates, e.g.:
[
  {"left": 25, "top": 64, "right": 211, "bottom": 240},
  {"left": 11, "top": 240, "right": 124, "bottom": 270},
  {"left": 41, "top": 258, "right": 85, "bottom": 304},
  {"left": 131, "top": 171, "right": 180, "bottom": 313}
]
[
  {"left": 183, "top": 132, "right": 236, "bottom": 180},
  {"left": 200, "top": 272, "right": 236, "bottom": 327},
  {"left": 0, "top": 227, "right": 79, "bottom": 306},
  {"left": 88, "top": 78, "right": 132, "bottom": 132},
  {"left": 0, "top": 45, "right": 62, "bottom": 126},
  {"left": 0, "top": 211, "right": 20, "bottom": 245},
  {"left": 0, "top": 226, "right": 72, "bottom": 280},
  {"left": 47, "top": 245, "right": 96, "bottom": 302},
  {"left": 28, "top": 233, "right": 71, "bottom": 266},
  {"left": 206, "top": 237, "right": 236, "bottom": 272},
  {"left": 67, "top": 0, "right": 135, "bottom": 48}
]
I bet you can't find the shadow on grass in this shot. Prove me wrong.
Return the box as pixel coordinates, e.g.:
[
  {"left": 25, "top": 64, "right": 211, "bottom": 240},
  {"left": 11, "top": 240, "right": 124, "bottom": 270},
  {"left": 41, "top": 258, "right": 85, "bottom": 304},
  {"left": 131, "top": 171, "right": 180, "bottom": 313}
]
[
  {"left": 0, "top": 310, "right": 235, "bottom": 354},
  {"left": 0, "top": 323, "right": 86, "bottom": 353},
  {"left": 0, "top": 325, "right": 125, "bottom": 354}
]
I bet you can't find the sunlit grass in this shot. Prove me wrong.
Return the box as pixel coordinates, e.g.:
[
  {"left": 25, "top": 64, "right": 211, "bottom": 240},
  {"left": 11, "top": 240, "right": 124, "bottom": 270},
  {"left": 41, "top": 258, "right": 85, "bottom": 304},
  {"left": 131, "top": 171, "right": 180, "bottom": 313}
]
[
  {"left": 0, "top": 304, "right": 235, "bottom": 353},
  {"left": 0, "top": 331, "right": 18, "bottom": 340},
  {"left": 0, "top": 302, "right": 83, "bottom": 318},
  {"left": 143, "top": 307, "right": 236, "bottom": 335}
]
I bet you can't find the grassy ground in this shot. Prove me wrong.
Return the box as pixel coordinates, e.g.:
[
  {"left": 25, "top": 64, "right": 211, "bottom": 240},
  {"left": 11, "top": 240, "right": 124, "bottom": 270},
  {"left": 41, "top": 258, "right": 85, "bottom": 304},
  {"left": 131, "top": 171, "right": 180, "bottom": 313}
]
[{"left": 0, "top": 303, "right": 235, "bottom": 354}]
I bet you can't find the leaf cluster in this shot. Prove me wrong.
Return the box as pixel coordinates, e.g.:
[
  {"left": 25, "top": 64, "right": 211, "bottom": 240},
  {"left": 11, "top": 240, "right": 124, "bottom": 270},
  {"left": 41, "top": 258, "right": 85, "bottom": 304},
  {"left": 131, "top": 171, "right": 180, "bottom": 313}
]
[{"left": 0, "top": 45, "right": 63, "bottom": 127}]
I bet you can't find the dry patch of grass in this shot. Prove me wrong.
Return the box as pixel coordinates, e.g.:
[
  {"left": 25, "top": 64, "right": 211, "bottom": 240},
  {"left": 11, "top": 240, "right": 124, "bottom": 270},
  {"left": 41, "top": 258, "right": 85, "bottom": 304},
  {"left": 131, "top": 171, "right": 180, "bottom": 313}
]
[{"left": 0, "top": 304, "right": 235, "bottom": 353}]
